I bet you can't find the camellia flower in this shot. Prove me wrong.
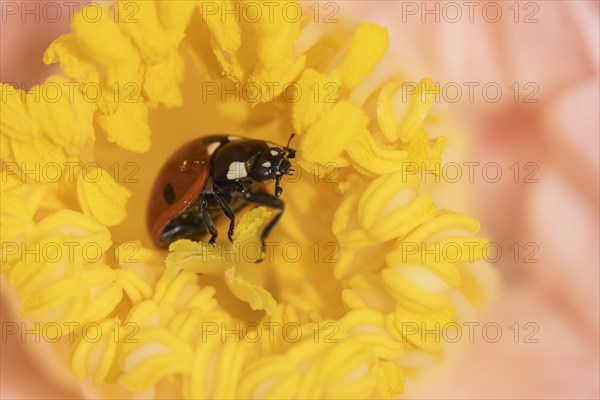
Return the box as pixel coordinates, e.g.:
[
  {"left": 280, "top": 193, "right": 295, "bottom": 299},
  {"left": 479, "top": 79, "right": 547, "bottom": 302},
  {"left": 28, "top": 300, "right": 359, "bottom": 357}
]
[{"left": 1, "top": 1, "right": 497, "bottom": 398}]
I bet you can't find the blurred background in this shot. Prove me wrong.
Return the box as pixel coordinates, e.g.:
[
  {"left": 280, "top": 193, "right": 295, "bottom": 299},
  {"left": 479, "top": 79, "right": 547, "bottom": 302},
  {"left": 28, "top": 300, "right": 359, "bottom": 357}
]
[{"left": 1, "top": 1, "right": 598, "bottom": 398}]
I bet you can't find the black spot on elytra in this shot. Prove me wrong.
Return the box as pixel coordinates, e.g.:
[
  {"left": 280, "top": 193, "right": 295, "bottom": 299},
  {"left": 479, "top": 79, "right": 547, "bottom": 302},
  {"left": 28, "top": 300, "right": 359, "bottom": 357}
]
[{"left": 163, "top": 183, "right": 175, "bottom": 205}]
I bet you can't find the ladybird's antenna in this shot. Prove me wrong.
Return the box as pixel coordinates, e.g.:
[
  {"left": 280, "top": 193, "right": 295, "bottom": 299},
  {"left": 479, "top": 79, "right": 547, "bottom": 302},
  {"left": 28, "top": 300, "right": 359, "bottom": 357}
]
[
  {"left": 284, "top": 133, "right": 295, "bottom": 152},
  {"left": 286, "top": 133, "right": 295, "bottom": 149},
  {"left": 284, "top": 133, "right": 296, "bottom": 159}
]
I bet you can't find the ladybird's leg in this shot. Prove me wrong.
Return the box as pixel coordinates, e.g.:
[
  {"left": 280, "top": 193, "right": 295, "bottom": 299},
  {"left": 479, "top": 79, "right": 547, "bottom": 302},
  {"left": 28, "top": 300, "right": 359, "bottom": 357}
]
[
  {"left": 242, "top": 191, "right": 284, "bottom": 252},
  {"left": 200, "top": 197, "right": 219, "bottom": 245},
  {"left": 212, "top": 193, "right": 236, "bottom": 242}
]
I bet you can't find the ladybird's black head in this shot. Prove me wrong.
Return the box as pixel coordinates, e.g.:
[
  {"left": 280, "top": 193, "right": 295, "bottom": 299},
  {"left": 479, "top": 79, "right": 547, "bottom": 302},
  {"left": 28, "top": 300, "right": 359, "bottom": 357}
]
[
  {"left": 251, "top": 134, "right": 296, "bottom": 197},
  {"left": 251, "top": 147, "right": 292, "bottom": 182}
]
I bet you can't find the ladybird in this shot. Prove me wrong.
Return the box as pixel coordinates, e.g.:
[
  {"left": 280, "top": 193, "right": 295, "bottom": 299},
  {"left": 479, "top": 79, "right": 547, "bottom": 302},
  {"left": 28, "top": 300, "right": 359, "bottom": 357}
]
[{"left": 147, "top": 134, "right": 296, "bottom": 252}]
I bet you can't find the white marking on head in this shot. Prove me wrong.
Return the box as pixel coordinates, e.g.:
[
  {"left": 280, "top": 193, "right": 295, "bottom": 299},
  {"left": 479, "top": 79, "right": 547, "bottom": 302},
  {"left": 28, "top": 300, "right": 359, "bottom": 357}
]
[
  {"left": 262, "top": 161, "right": 272, "bottom": 168},
  {"left": 226, "top": 161, "right": 247, "bottom": 180},
  {"left": 270, "top": 149, "right": 279, "bottom": 156},
  {"left": 228, "top": 136, "right": 241, "bottom": 141},
  {"left": 206, "top": 142, "right": 221, "bottom": 155}
]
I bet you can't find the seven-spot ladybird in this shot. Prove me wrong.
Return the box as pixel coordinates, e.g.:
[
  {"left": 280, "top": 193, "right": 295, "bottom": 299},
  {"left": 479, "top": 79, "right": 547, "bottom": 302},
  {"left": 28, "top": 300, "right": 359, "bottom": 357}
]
[{"left": 147, "top": 134, "right": 296, "bottom": 253}]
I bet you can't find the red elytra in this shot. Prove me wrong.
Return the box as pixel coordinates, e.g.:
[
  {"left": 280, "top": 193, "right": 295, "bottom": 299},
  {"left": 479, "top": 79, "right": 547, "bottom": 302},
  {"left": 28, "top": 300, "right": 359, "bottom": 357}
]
[{"left": 146, "top": 137, "right": 213, "bottom": 247}]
